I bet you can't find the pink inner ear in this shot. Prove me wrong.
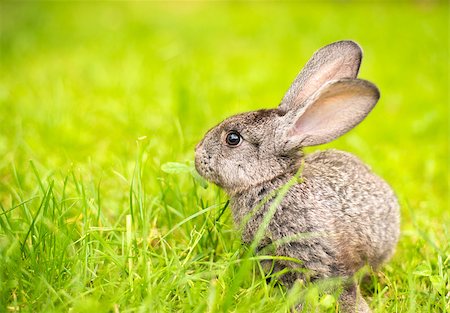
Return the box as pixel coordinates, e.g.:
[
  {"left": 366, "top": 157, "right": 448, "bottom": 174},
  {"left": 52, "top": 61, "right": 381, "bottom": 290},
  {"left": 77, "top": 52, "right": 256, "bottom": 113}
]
[
  {"left": 291, "top": 82, "right": 377, "bottom": 147},
  {"left": 294, "top": 58, "right": 356, "bottom": 107},
  {"left": 295, "top": 95, "right": 352, "bottom": 134}
]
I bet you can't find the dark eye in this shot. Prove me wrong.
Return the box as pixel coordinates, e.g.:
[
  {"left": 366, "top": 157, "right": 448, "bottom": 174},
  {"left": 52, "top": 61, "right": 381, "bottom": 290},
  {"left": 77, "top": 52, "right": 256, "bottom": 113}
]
[{"left": 225, "top": 131, "right": 242, "bottom": 146}]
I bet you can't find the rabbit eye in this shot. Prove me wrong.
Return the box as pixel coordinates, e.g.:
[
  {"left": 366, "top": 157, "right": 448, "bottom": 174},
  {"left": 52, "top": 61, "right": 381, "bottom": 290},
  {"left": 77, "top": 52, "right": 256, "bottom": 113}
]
[{"left": 225, "top": 131, "right": 242, "bottom": 146}]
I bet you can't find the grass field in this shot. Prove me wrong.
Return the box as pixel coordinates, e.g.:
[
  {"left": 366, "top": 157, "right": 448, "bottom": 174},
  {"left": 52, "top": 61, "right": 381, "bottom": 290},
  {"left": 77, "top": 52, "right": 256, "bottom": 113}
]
[{"left": 0, "top": 2, "right": 449, "bottom": 312}]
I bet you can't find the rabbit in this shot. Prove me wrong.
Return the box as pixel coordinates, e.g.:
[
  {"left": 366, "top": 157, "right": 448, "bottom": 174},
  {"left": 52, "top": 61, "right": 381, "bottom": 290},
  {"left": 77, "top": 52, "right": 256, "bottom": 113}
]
[{"left": 195, "top": 40, "right": 400, "bottom": 312}]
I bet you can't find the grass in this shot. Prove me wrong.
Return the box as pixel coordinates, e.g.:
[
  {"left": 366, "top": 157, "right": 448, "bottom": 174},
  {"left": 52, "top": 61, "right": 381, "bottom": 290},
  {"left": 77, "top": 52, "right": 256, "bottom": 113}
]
[{"left": 0, "top": 2, "right": 449, "bottom": 312}]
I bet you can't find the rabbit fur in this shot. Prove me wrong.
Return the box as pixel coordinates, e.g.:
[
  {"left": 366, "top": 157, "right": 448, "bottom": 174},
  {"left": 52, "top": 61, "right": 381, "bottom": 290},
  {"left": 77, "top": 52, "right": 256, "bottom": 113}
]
[{"left": 195, "top": 41, "right": 400, "bottom": 312}]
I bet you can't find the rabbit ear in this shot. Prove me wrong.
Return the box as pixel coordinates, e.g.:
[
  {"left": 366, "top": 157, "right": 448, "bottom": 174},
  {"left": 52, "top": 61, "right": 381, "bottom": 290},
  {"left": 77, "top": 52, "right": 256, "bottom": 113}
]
[
  {"left": 279, "top": 41, "right": 362, "bottom": 113},
  {"left": 281, "top": 79, "right": 379, "bottom": 149}
]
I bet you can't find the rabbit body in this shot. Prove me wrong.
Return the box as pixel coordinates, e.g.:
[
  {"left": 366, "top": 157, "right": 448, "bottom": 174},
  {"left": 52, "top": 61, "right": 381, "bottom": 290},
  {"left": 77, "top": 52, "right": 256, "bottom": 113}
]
[
  {"left": 231, "top": 149, "right": 399, "bottom": 286},
  {"left": 195, "top": 41, "right": 400, "bottom": 311}
]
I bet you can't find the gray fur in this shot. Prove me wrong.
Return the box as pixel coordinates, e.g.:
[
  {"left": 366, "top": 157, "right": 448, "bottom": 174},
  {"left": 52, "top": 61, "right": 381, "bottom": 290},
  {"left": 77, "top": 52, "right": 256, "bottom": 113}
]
[
  {"left": 195, "top": 41, "right": 400, "bottom": 312},
  {"left": 279, "top": 40, "right": 362, "bottom": 113}
]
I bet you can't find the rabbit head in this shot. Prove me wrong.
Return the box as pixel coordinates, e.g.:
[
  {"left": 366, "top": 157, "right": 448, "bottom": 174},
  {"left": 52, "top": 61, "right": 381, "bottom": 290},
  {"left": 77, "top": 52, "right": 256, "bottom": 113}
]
[{"left": 195, "top": 41, "right": 380, "bottom": 193}]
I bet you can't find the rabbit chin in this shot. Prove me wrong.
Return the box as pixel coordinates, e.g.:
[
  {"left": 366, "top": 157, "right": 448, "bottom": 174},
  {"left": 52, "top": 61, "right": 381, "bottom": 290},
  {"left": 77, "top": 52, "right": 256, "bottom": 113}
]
[{"left": 195, "top": 150, "right": 301, "bottom": 194}]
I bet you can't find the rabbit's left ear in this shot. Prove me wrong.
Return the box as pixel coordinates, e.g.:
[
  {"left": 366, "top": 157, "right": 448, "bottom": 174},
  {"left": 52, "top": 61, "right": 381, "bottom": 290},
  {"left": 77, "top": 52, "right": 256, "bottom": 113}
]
[
  {"left": 280, "top": 78, "right": 379, "bottom": 150},
  {"left": 279, "top": 41, "right": 362, "bottom": 113}
]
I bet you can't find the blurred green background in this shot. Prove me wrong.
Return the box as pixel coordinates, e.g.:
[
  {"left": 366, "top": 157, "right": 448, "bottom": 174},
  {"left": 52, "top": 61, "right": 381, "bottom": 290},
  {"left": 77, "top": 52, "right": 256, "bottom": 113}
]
[{"left": 0, "top": 1, "right": 448, "bottom": 312}]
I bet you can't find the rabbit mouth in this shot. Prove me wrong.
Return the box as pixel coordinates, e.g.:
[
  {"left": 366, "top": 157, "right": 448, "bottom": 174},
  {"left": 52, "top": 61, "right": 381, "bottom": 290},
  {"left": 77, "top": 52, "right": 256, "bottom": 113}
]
[{"left": 194, "top": 151, "right": 215, "bottom": 182}]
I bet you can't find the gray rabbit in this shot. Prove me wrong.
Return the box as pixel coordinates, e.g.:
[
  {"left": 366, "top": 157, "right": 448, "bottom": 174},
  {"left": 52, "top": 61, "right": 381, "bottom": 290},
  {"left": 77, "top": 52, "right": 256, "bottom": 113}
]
[{"left": 195, "top": 41, "right": 400, "bottom": 312}]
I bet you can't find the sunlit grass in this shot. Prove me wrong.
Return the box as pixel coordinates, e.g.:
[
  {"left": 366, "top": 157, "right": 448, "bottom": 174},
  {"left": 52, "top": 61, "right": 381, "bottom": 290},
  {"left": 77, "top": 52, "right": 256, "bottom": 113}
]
[{"left": 0, "top": 2, "right": 448, "bottom": 312}]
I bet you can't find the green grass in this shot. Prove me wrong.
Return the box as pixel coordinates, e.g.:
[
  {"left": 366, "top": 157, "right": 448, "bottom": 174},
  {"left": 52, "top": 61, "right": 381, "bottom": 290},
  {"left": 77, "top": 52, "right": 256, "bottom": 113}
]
[{"left": 0, "top": 2, "right": 449, "bottom": 312}]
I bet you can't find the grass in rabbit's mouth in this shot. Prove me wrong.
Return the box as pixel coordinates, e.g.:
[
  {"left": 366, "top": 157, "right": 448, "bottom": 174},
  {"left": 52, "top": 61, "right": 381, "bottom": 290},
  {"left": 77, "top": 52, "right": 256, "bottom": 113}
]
[{"left": 0, "top": 2, "right": 448, "bottom": 313}]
